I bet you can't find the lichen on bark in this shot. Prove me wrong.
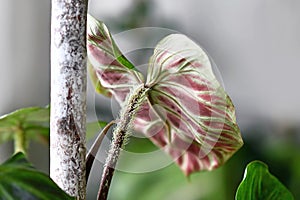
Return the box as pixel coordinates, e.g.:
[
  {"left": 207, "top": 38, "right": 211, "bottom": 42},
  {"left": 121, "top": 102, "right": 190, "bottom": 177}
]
[{"left": 50, "top": 0, "right": 88, "bottom": 199}]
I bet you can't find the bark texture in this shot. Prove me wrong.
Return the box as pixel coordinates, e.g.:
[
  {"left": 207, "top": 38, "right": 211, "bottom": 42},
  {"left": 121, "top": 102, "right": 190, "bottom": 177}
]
[{"left": 50, "top": 0, "right": 88, "bottom": 199}]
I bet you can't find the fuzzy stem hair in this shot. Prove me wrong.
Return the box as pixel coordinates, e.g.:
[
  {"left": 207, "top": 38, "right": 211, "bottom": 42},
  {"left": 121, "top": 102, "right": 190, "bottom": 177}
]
[{"left": 97, "top": 84, "right": 148, "bottom": 200}]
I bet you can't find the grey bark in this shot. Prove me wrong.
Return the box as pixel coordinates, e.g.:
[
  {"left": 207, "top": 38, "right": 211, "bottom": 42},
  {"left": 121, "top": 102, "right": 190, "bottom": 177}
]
[{"left": 50, "top": 0, "right": 88, "bottom": 199}]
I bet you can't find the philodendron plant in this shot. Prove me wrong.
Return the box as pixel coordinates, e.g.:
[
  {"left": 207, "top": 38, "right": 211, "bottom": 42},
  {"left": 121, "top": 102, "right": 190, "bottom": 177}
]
[
  {"left": 0, "top": 14, "right": 294, "bottom": 200},
  {"left": 87, "top": 15, "right": 243, "bottom": 199}
]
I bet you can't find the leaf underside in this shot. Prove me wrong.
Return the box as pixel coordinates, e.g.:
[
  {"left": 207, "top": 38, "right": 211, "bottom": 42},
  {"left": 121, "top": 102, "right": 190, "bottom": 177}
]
[
  {"left": 0, "top": 106, "right": 50, "bottom": 146},
  {"left": 235, "top": 161, "right": 294, "bottom": 200},
  {"left": 0, "top": 104, "right": 107, "bottom": 148},
  {"left": 135, "top": 34, "right": 243, "bottom": 175},
  {"left": 87, "top": 16, "right": 243, "bottom": 176}
]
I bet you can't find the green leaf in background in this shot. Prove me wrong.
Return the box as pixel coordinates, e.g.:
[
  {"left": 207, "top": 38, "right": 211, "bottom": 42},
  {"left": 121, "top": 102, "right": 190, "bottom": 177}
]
[
  {"left": 0, "top": 105, "right": 107, "bottom": 150},
  {"left": 0, "top": 106, "right": 50, "bottom": 153},
  {"left": 0, "top": 152, "right": 74, "bottom": 200},
  {"left": 236, "top": 160, "right": 294, "bottom": 200}
]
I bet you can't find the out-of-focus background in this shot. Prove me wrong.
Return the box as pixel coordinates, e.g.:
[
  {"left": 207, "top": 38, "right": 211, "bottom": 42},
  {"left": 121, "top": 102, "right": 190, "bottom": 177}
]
[{"left": 1, "top": 0, "right": 299, "bottom": 199}]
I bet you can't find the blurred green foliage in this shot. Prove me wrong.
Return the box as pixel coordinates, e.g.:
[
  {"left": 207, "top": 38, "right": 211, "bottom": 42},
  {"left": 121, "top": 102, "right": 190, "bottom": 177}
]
[
  {"left": 0, "top": 106, "right": 50, "bottom": 154},
  {"left": 101, "top": 125, "right": 299, "bottom": 200}
]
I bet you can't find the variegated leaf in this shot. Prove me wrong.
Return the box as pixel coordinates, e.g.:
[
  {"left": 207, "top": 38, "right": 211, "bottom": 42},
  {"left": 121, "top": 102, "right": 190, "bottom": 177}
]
[
  {"left": 87, "top": 15, "right": 144, "bottom": 104},
  {"left": 135, "top": 34, "right": 243, "bottom": 175},
  {"left": 87, "top": 18, "right": 243, "bottom": 176}
]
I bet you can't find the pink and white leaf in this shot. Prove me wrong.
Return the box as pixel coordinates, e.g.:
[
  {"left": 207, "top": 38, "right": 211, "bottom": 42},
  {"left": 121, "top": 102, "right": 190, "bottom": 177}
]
[
  {"left": 87, "top": 15, "right": 144, "bottom": 104},
  {"left": 134, "top": 34, "right": 243, "bottom": 176},
  {"left": 87, "top": 17, "right": 243, "bottom": 176}
]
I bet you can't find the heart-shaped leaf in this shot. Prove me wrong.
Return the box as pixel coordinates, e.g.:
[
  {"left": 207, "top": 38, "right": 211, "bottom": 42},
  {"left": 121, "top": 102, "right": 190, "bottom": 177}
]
[
  {"left": 134, "top": 34, "right": 243, "bottom": 175},
  {"left": 87, "top": 17, "right": 243, "bottom": 176},
  {"left": 0, "top": 152, "right": 74, "bottom": 200},
  {"left": 236, "top": 161, "right": 294, "bottom": 200}
]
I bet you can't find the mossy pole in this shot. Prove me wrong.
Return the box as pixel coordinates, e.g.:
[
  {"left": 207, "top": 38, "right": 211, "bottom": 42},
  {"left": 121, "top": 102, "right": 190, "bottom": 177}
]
[{"left": 50, "top": 0, "right": 88, "bottom": 199}]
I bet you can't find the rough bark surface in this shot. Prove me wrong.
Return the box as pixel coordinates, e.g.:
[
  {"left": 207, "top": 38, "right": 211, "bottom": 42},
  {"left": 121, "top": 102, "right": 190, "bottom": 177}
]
[{"left": 50, "top": 0, "right": 88, "bottom": 199}]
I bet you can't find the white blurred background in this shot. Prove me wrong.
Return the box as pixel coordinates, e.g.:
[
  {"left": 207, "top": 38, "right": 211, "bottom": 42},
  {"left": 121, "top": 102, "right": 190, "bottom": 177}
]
[{"left": 1, "top": 0, "right": 299, "bottom": 126}]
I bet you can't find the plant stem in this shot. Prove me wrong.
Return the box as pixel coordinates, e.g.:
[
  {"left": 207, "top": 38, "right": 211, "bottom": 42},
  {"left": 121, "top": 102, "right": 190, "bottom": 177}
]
[
  {"left": 14, "top": 127, "right": 27, "bottom": 155},
  {"left": 50, "top": 0, "right": 88, "bottom": 198},
  {"left": 86, "top": 120, "right": 115, "bottom": 181},
  {"left": 97, "top": 85, "right": 148, "bottom": 200}
]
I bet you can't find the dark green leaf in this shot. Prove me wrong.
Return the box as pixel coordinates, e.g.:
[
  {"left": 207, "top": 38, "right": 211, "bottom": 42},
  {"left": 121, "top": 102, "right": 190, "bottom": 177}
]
[
  {"left": 236, "top": 160, "right": 294, "bottom": 200},
  {"left": 0, "top": 106, "right": 50, "bottom": 145},
  {"left": 2, "top": 152, "right": 33, "bottom": 169},
  {"left": 0, "top": 152, "right": 74, "bottom": 200}
]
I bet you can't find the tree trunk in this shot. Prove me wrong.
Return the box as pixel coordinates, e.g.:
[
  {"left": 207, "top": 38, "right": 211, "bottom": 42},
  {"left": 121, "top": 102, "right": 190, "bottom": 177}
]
[{"left": 50, "top": 0, "right": 88, "bottom": 199}]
